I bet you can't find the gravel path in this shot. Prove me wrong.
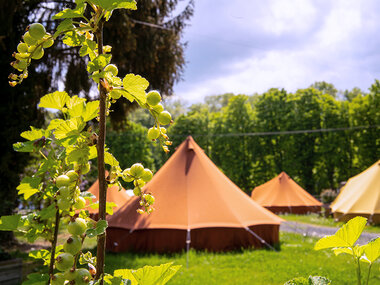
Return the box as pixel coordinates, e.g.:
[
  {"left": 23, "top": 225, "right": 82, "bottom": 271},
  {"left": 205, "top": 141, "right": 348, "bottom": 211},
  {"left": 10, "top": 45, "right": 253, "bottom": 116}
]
[{"left": 280, "top": 221, "right": 380, "bottom": 245}]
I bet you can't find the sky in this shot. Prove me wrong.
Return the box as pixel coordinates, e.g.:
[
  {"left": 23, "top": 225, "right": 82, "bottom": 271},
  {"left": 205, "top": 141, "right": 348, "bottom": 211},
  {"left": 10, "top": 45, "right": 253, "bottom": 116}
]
[{"left": 171, "top": 0, "right": 380, "bottom": 103}]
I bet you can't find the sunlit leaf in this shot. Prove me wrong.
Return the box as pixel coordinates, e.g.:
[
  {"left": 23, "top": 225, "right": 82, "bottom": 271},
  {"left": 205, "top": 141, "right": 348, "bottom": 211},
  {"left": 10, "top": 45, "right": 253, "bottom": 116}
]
[
  {"left": 83, "top": 100, "right": 99, "bottom": 121},
  {"left": 39, "top": 91, "right": 69, "bottom": 110},
  {"left": 91, "top": 0, "right": 137, "bottom": 11},
  {"left": 122, "top": 74, "right": 149, "bottom": 104},
  {"left": 0, "top": 215, "right": 21, "bottom": 231},
  {"left": 315, "top": 216, "right": 367, "bottom": 250},
  {"left": 105, "top": 152, "right": 119, "bottom": 167},
  {"left": 13, "top": 141, "right": 35, "bottom": 152},
  {"left": 363, "top": 237, "right": 380, "bottom": 263},
  {"left": 106, "top": 202, "right": 117, "bottom": 215},
  {"left": 21, "top": 127, "right": 46, "bottom": 141},
  {"left": 86, "top": 220, "right": 108, "bottom": 238},
  {"left": 17, "top": 176, "right": 41, "bottom": 200},
  {"left": 53, "top": 3, "right": 86, "bottom": 19},
  {"left": 87, "top": 54, "right": 112, "bottom": 73},
  {"left": 48, "top": 119, "right": 65, "bottom": 130},
  {"left": 54, "top": 117, "right": 85, "bottom": 139},
  {"left": 63, "top": 30, "right": 85, "bottom": 47},
  {"left": 79, "top": 39, "right": 97, "bottom": 59},
  {"left": 110, "top": 89, "right": 134, "bottom": 102},
  {"left": 68, "top": 101, "right": 85, "bottom": 118},
  {"left": 54, "top": 18, "right": 74, "bottom": 38},
  {"left": 66, "top": 95, "right": 87, "bottom": 109},
  {"left": 22, "top": 273, "right": 49, "bottom": 285}
]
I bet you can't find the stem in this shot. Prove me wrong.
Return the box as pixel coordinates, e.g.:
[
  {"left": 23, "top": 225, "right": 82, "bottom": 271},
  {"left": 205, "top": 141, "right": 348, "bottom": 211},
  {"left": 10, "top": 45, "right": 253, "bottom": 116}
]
[
  {"left": 355, "top": 256, "right": 362, "bottom": 285},
  {"left": 48, "top": 208, "right": 60, "bottom": 283},
  {"left": 94, "top": 12, "right": 107, "bottom": 284},
  {"left": 366, "top": 263, "right": 372, "bottom": 285}
]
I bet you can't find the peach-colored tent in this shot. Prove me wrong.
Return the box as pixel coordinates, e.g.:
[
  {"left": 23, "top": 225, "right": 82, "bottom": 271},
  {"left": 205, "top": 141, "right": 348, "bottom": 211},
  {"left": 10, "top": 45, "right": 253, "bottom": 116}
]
[
  {"left": 85, "top": 177, "right": 130, "bottom": 218},
  {"left": 251, "top": 172, "right": 322, "bottom": 214},
  {"left": 331, "top": 160, "right": 380, "bottom": 223},
  {"left": 106, "top": 136, "right": 283, "bottom": 253}
]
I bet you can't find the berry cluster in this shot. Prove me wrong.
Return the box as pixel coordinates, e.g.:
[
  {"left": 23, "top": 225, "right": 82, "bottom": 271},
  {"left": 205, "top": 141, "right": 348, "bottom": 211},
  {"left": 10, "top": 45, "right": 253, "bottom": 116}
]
[{"left": 9, "top": 23, "right": 54, "bottom": 86}]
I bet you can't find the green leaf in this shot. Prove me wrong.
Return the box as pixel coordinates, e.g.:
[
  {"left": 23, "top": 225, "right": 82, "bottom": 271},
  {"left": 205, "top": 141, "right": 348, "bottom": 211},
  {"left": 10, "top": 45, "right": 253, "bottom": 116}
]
[
  {"left": 54, "top": 117, "right": 86, "bottom": 140},
  {"left": 17, "top": 177, "right": 41, "bottom": 200},
  {"left": 89, "top": 145, "right": 98, "bottom": 159},
  {"left": 53, "top": 3, "right": 86, "bottom": 19},
  {"left": 68, "top": 101, "right": 85, "bottom": 118},
  {"left": 48, "top": 119, "right": 65, "bottom": 130},
  {"left": 106, "top": 202, "right": 117, "bottom": 215},
  {"left": 333, "top": 247, "right": 353, "bottom": 256},
  {"left": 79, "top": 251, "right": 96, "bottom": 265},
  {"left": 0, "top": 215, "right": 21, "bottom": 231},
  {"left": 39, "top": 91, "right": 69, "bottom": 110},
  {"left": 104, "top": 274, "right": 127, "bottom": 285},
  {"left": 308, "top": 276, "right": 331, "bottom": 285},
  {"left": 363, "top": 237, "right": 380, "bottom": 263},
  {"left": 21, "top": 127, "right": 46, "bottom": 141},
  {"left": 87, "top": 54, "right": 112, "bottom": 73},
  {"left": 54, "top": 18, "right": 74, "bottom": 38},
  {"left": 39, "top": 204, "right": 57, "bottom": 220},
  {"left": 79, "top": 39, "right": 97, "bottom": 60},
  {"left": 111, "top": 89, "right": 135, "bottom": 103},
  {"left": 314, "top": 216, "right": 367, "bottom": 250},
  {"left": 66, "top": 145, "right": 90, "bottom": 165},
  {"left": 122, "top": 74, "right": 149, "bottom": 104},
  {"left": 115, "top": 263, "right": 181, "bottom": 285},
  {"left": 83, "top": 100, "right": 99, "bottom": 121},
  {"left": 66, "top": 95, "right": 87, "bottom": 109},
  {"left": 86, "top": 220, "right": 108, "bottom": 238},
  {"left": 22, "top": 273, "right": 49, "bottom": 285},
  {"left": 105, "top": 152, "right": 119, "bottom": 167},
  {"left": 91, "top": 0, "right": 137, "bottom": 11},
  {"left": 13, "top": 141, "right": 35, "bottom": 152},
  {"left": 29, "top": 249, "right": 50, "bottom": 265},
  {"left": 63, "top": 30, "right": 85, "bottom": 47}
]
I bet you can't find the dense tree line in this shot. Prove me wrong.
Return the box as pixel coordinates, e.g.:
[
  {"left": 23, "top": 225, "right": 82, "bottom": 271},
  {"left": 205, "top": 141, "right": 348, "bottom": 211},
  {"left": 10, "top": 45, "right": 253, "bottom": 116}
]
[{"left": 167, "top": 81, "right": 380, "bottom": 194}]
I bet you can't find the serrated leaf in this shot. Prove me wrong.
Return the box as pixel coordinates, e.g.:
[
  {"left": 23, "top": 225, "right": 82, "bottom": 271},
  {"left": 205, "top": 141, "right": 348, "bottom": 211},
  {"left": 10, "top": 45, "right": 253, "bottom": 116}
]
[
  {"left": 122, "top": 74, "right": 148, "bottom": 104},
  {"left": 105, "top": 152, "right": 119, "bottom": 167},
  {"left": 48, "top": 119, "right": 65, "bottom": 130},
  {"left": 315, "top": 216, "right": 367, "bottom": 250},
  {"left": 91, "top": 0, "right": 137, "bottom": 11},
  {"left": 54, "top": 18, "right": 74, "bottom": 38},
  {"left": 0, "top": 215, "right": 21, "bottom": 231},
  {"left": 22, "top": 273, "right": 49, "bottom": 285},
  {"left": 39, "top": 91, "right": 69, "bottom": 110},
  {"left": 68, "top": 100, "right": 85, "bottom": 118},
  {"left": 54, "top": 117, "right": 85, "bottom": 140},
  {"left": 86, "top": 220, "right": 108, "bottom": 238},
  {"left": 17, "top": 177, "right": 41, "bottom": 200},
  {"left": 115, "top": 262, "right": 181, "bottom": 285},
  {"left": 106, "top": 202, "right": 117, "bottom": 215},
  {"left": 104, "top": 274, "right": 125, "bottom": 285},
  {"left": 89, "top": 145, "right": 98, "bottom": 159},
  {"left": 21, "top": 127, "right": 46, "bottom": 141},
  {"left": 53, "top": 3, "right": 86, "bottom": 19},
  {"left": 63, "top": 30, "right": 85, "bottom": 47},
  {"left": 40, "top": 204, "right": 57, "bottom": 220},
  {"left": 13, "top": 141, "right": 35, "bottom": 152},
  {"left": 66, "top": 144, "right": 90, "bottom": 165},
  {"left": 29, "top": 249, "right": 50, "bottom": 265},
  {"left": 87, "top": 54, "right": 112, "bottom": 73},
  {"left": 363, "top": 237, "right": 380, "bottom": 263},
  {"left": 79, "top": 39, "right": 97, "bottom": 59},
  {"left": 83, "top": 101, "right": 99, "bottom": 121},
  {"left": 66, "top": 95, "right": 87, "bottom": 109}
]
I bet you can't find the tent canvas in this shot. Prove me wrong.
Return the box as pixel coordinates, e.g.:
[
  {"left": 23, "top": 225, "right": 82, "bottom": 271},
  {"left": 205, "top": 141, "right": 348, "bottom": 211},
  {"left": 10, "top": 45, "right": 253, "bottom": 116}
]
[
  {"left": 106, "top": 136, "right": 283, "bottom": 252},
  {"left": 331, "top": 160, "right": 380, "bottom": 223},
  {"left": 251, "top": 172, "right": 322, "bottom": 214}
]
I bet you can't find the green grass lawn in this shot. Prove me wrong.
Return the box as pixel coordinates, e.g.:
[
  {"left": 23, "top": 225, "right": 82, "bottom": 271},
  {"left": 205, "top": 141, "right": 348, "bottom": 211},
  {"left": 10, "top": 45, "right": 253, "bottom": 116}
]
[
  {"left": 104, "top": 232, "right": 380, "bottom": 285},
  {"left": 279, "top": 213, "right": 380, "bottom": 233}
]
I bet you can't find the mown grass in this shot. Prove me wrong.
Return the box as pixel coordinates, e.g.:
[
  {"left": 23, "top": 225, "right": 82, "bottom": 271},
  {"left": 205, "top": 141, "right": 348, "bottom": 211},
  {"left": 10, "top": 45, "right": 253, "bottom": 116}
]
[
  {"left": 279, "top": 214, "right": 380, "bottom": 233},
  {"left": 104, "top": 232, "right": 380, "bottom": 285}
]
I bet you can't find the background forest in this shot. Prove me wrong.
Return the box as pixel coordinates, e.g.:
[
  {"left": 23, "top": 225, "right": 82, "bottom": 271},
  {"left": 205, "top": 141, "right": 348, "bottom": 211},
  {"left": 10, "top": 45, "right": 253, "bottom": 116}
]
[{"left": 108, "top": 81, "right": 379, "bottom": 195}]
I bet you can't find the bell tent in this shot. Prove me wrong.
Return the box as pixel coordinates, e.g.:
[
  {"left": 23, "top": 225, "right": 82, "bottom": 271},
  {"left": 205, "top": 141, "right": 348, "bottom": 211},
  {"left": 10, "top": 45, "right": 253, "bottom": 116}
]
[
  {"left": 106, "top": 136, "right": 283, "bottom": 253},
  {"left": 251, "top": 172, "right": 322, "bottom": 214},
  {"left": 331, "top": 160, "right": 380, "bottom": 223},
  {"left": 85, "top": 176, "right": 130, "bottom": 218}
]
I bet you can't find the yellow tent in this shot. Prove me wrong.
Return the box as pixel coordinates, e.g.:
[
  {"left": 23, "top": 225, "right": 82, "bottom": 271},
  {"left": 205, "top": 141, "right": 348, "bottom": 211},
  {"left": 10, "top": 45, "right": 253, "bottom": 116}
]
[{"left": 331, "top": 160, "right": 380, "bottom": 223}]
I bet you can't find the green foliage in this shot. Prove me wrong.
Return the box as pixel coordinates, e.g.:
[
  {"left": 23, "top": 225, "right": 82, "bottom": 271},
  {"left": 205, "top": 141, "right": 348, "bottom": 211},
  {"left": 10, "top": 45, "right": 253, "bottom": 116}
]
[{"left": 284, "top": 276, "right": 331, "bottom": 285}]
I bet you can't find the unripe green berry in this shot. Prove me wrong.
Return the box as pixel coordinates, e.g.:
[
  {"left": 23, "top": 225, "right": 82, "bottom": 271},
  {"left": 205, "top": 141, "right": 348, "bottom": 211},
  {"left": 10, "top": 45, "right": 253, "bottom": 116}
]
[
  {"left": 56, "top": 175, "right": 71, "bottom": 187},
  {"left": 152, "top": 103, "right": 164, "bottom": 113},
  {"left": 66, "top": 170, "right": 79, "bottom": 182},
  {"left": 141, "top": 169, "right": 153, "bottom": 182},
  {"left": 74, "top": 196, "right": 86, "bottom": 210},
  {"left": 31, "top": 46, "right": 44, "bottom": 60},
  {"left": 55, "top": 253, "right": 74, "bottom": 272},
  {"left": 23, "top": 32, "right": 37, "bottom": 46},
  {"left": 147, "top": 127, "right": 160, "bottom": 140},
  {"left": 130, "top": 163, "right": 145, "bottom": 178},
  {"left": 51, "top": 273, "right": 66, "bottom": 285},
  {"left": 146, "top": 90, "right": 161, "bottom": 106},
  {"left": 57, "top": 198, "right": 71, "bottom": 211},
  {"left": 158, "top": 111, "right": 172, "bottom": 125},
  {"left": 63, "top": 236, "right": 82, "bottom": 255},
  {"left": 133, "top": 187, "right": 142, "bottom": 196},
  {"left": 160, "top": 127, "right": 167, "bottom": 134},
  {"left": 42, "top": 37, "right": 54, "bottom": 48},
  {"left": 68, "top": 218, "right": 87, "bottom": 236},
  {"left": 122, "top": 168, "right": 134, "bottom": 182},
  {"left": 75, "top": 268, "right": 92, "bottom": 285},
  {"left": 58, "top": 186, "right": 70, "bottom": 198},
  {"left": 17, "top": 42, "right": 29, "bottom": 53},
  {"left": 110, "top": 90, "right": 122, "bottom": 100},
  {"left": 64, "top": 269, "right": 77, "bottom": 282},
  {"left": 28, "top": 23, "right": 46, "bottom": 40}
]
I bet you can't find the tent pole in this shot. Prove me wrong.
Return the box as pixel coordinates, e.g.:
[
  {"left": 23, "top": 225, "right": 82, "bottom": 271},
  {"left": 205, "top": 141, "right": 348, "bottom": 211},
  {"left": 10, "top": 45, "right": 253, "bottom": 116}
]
[
  {"left": 186, "top": 229, "right": 191, "bottom": 268},
  {"left": 244, "top": 227, "right": 276, "bottom": 251}
]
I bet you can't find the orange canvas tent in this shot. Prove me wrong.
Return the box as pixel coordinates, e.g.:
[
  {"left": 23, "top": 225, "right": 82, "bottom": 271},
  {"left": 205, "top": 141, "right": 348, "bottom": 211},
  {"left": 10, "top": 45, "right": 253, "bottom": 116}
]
[
  {"left": 85, "top": 176, "right": 130, "bottom": 218},
  {"left": 331, "top": 160, "right": 380, "bottom": 223},
  {"left": 251, "top": 172, "right": 322, "bottom": 214},
  {"left": 106, "top": 136, "right": 283, "bottom": 253}
]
